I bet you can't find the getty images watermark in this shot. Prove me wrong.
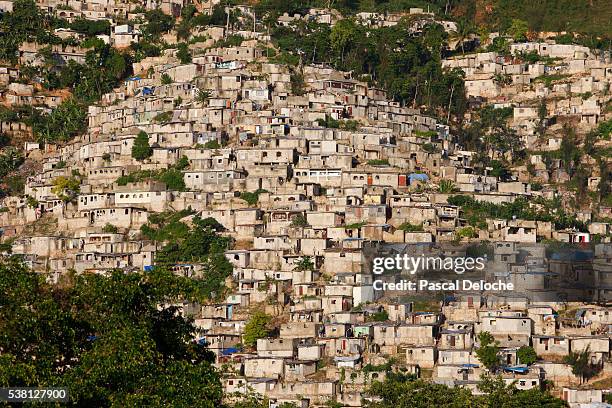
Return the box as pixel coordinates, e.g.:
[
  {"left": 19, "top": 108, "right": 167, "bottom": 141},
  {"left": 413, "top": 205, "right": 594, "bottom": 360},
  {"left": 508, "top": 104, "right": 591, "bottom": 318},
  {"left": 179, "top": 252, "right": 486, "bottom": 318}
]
[{"left": 371, "top": 253, "right": 514, "bottom": 292}]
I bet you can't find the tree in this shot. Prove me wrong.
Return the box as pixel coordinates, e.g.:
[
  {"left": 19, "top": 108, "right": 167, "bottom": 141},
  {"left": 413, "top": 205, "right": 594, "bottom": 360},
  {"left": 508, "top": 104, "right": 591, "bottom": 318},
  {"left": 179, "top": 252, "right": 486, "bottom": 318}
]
[
  {"left": 102, "top": 223, "right": 118, "bottom": 233},
  {"left": 143, "top": 9, "right": 174, "bottom": 41},
  {"left": 159, "top": 168, "right": 185, "bottom": 191},
  {"left": 516, "top": 346, "right": 537, "bottom": 365},
  {"left": 536, "top": 98, "right": 548, "bottom": 136},
  {"left": 196, "top": 89, "right": 211, "bottom": 103},
  {"left": 132, "top": 130, "right": 153, "bottom": 161},
  {"left": 290, "top": 69, "right": 306, "bottom": 96},
  {"left": 438, "top": 179, "right": 458, "bottom": 193},
  {"left": 51, "top": 175, "right": 81, "bottom": 202},
  {"left": 508, "top": 19, "right": 529, "bottom": 42},
  {"left": 161, "top": 73, "right": 173, "bottom": 84},
  {"left": 290, "top": 213, "right": 309, "bottom": 227},
  {"left": 450, "top": 19, "right": 475, "bottom": 54},
  {"left": 176, "top": 43, "right": 192, "bottom": 64},
  {"left": 475, "top": 331, "right": 500, "bottom": 371},
  {"left": 0, "top": 257, "right": 223, "bottom": 406},
  {"left": 367, "top": 376, "right": 473, "bottom": 408},
  {"left": 294, "top": 256, "right": 315, "bottom": 272},
  {"left": 32, "top": 98, "right": 87, "bottom": 142},
  {"left": 560, "top": 124, "right": 581, "bottom": 177},
  {"left": 564, "top": 346, "right": 601, "bottom": 382},
  {"left": 330, "top": 19, "right": 358, "bottom": 64},
  {"left": 243, "top": 311, "right": 271, "bottom": 348},
  {"left": 366, "top": 371, "right": 566, "bottom": 408}
]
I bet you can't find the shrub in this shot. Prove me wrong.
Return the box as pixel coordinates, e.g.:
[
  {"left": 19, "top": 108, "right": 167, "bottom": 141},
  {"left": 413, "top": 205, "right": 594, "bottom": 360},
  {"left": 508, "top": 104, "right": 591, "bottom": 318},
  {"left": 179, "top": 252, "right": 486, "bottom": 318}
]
[
  {"left": 131, "top": 131, "right": 152, "bottom": 161},
  {"left": 102, "top": 223, "right": 118, "bottom": 233}
]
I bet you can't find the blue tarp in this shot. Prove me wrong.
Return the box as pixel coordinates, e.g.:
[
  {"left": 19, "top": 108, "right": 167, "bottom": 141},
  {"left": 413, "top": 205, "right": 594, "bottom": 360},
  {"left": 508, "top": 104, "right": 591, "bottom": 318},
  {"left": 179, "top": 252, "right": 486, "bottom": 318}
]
[
  {"left": 222, "top": 348, "right": 239, "bottom": 355},
  {"left": 503, "top": 366, "right": 529, "bottom": 373},
  {"left": 550, "top": 250, "right": 592, "bottom": 261},
  {"left": 408, "top": 173, "right": 429, "bottom": 184}
]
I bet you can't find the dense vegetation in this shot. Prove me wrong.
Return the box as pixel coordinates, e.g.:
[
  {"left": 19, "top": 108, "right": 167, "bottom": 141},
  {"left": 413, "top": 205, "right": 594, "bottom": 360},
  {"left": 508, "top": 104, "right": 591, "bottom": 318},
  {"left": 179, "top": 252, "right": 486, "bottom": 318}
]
[
  {"left": 447, "top": 194, "right": 587, "bottom": 231},
  {"left": 367, "top": 371, "right": 567, "bottom": 407},
  {"left": 0, "top": 256, "right": 223, "bottom": 406},
  {"left": 269, "top": 18, "right": 467, "bottom": 120},
  {"left": 253, "top": 0, "right": 611, "bottom": 38},
  {"left": 141, "top": 212, "right": 233, "bottom": 299},
  {"left": 0, "top": 0, "right": 131, "bottom": 143}
]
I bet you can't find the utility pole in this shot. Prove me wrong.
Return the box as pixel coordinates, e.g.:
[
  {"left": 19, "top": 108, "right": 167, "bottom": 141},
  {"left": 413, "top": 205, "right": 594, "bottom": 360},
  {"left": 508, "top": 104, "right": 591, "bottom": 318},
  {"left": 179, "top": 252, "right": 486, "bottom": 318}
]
[
  {"left": 225, "top": 7, "right": 229, "bottom": 38},
  {"left": 446, "top": 83, "right": 455, "bottom": 123}
]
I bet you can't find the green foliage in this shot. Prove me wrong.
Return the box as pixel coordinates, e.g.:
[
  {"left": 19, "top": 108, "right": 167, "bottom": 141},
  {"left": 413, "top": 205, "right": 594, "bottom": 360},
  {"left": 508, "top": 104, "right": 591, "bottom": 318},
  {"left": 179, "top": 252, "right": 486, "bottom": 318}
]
[
  {"left": 132, "top": 130, "right": 153, "bottom": 161},
  {"left": 487, "top": 36, "right": 510, "bottom": 54},
  {"left": 559, "top": 124, "right": 581, "bottom": 176},
  {"left": 159, "top": 168, "right": 186, "bottom": 191},
  {"left": 478, "top": 0, "right": 611, "bottom": 38},
  {"left": 290, "top": 70, "right": 306, "bottom": 96},
  {"left": 367, "top": 309, "right": 389, "bottom": 322},
  {"left": 161, "top": 73, "right": 173, "bottom": 85},
  {"left": 0, "top": 148, "right": 24, "bottom": 179},
  {"left": 438, "top": 179, "right": 458, "bottom": 193},
  {"left": 447, "top": 194, "right": 587, "bottom": 231},
  {"left": 175, "top": 155, "right": 190, "bottom": 170},
  {"left": 0, "top": 0, "right": 49, "bottom": 63},
  {"left": 143, "top": 9, "right": 174, "bottom": 41},
  {"left": 70, "top": 18, "right": 110, "bottom": 36},
  {"left": 240, "top": 189, "right": 268, "bottom": 206},
  {"left": 507, "top": 19, "right": 529, "bottom": 41},
  {"left": 10, "top": 36, "right": 132, "bottom": 143},
  {"left": 563, "top": 346, "right": 601, "bottom": 380},
  {"left": 116, "top": 163, "right": 186, "bottom": 191},
  {"left": 196, "top": 89, "right": 211, "bottom": 103},
  {"left": 154, "top": 111, "right": 173, "bottom": 123},
  {"left": 290, "top": 213, "right": 309, "bottom": 227},
  {"left": 345, "top": 221, "right": 367, "bottom": 229},
  {"left": 293, "top": 256, "right": 315, "bottom": 272},
  {"left": 414, "top": 130, "right": 437, "bottom": 138},
  {"left": 367, "top": 376, "right": 474, "bottom": 407},
  {"left": 212, "top": 34, "right": 244, "bottom": 49},
  {"left": 243, "top": 311, "right": 272, "bottom": 348},
  {"left": 517, "top": 346, "right": 538, "bottom": 365},
  {"left": 31, "top": 98, "right": 87, "bottom": 143},
  {"left": 143, "top": 213, "right": 232, "bottom": 298},
  {"left": 476, "top": 375, "right": 567, "bottom": 407},
  {"left": 51, "top": 175, "right": 81, "bottom": 202},
  {"left": 176, "top": 42, "right": 192, "bottom": 64},
  {"left": 3, "top": 175, "right": 25, "bottom": 196},
  {"left": 203, "top": 139, "right": 221, "bottom": 149},
  {"left": 398, "top": 222, "right": 424, "bottom": 232},
  {"left": 25, "top": 195, "right": 38, "bottom": 208},
  {"left": 367, "top": 159, "right": 390, "bottom": 166},
  {"left": 475, "top": 331, "right": 500, "bottom": 371},
  {"left": 272, "top": 19, "right": 467, "bottom": 118},
  {"left": 534, "top": 73, "right": 571, "bottom": 88},
  {"left": 102, "top": 223, "right": 118, "bottom": 234},
  {"left": 456, "top": 226, "right": 477, "bottom": 239},
  {"left": 0, "top": 256, "right": 223, "bottom": 405}
]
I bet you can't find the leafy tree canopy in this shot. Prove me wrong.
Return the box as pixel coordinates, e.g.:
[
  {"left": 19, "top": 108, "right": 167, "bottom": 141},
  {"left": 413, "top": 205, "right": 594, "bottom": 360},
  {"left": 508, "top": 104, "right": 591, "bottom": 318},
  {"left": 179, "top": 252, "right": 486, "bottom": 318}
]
[{"left": 0, "top": 256, "right": 223, "bottom": 407}]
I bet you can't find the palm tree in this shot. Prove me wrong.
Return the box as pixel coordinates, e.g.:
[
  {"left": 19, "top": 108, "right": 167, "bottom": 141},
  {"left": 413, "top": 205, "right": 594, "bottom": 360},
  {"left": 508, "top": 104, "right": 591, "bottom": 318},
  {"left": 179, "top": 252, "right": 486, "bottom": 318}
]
[
  {"left": 451, "top": 19, "right": 475, "bottom": 54},
  {"left": 438, "top": 179, "right": 458, "bottom": 193},
  {"left": 195, "top": 89, "right": 210, "bottom": 104},
  {"left": 294, "top": 256, "right": 315, "bottom": 272}
]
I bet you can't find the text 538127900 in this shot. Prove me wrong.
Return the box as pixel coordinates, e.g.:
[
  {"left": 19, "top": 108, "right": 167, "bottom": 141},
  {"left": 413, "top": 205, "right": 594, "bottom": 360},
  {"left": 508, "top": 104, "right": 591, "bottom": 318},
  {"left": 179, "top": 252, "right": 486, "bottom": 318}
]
[{"left": 0, "top": 388, "right": 69, "bottom": 402}]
